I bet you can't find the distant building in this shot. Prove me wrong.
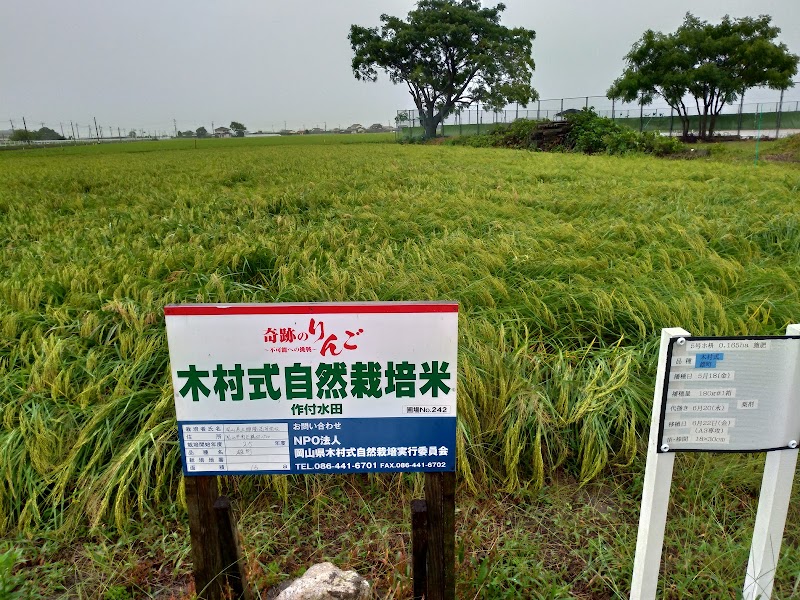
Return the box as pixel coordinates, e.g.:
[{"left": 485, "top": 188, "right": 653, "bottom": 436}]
[
  {"left": 214, "top": 126, "right": 232, "bottom": 138},
  {"left": 346, "top": 123, "right": 366, "bottom": 134}
]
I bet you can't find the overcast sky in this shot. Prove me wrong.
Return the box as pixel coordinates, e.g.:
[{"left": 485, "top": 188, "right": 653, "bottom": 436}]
[{"left": 2, "top": 0, "right": 798, "bottom": 134}]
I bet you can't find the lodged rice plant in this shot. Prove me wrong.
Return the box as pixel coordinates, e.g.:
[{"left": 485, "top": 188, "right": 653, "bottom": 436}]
[{"left": 1, "top": 136, "right": 799, "bottom": 534}]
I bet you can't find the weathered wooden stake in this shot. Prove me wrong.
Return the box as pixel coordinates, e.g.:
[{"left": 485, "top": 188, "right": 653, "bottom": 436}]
[
  {"left": 411, "top": 499, "right": 428, "bottom": 600},
  {"left": 214, "top": 496, "right": 254, "bottom": 600},
  {"left": 185, "top": 476, "right": 226, "bottom": 600},
  {"left": 424, "top": 472, "right": 456, "bottom": 600}
]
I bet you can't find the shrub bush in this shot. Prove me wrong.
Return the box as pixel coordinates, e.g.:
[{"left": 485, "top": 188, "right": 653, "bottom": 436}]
[{"left": 446, "top": 109, "right": 684, "bottom": 156}]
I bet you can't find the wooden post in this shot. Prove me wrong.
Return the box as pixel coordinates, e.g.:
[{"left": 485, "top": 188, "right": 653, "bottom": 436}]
[
  {"left": 425, "top": 472, "right": 456, "bottom": 600},
  {"left": 630, "top": 327, "right": 690, "bottom": 600},
  {"left": 215, "top": 496, "right": 254, "bottom": 600},
  {"left": 742, "top": 323, "right": 800, "bottom": 600},
  {"left": 411, "top": 499, "right": 428, "bottom": 600},
  {"left": 185, "top": 476, "right": 226, "bottom": 600}
]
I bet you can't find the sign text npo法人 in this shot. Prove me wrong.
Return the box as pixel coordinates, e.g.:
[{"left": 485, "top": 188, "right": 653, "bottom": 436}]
[{"left": 165, "top": 303, "right": 458, "bottom": 475}]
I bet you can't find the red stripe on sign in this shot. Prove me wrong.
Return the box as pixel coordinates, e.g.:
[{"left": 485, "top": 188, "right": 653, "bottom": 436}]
[{"left": 164, "top": 303, "right": 459, "bottom": 316}]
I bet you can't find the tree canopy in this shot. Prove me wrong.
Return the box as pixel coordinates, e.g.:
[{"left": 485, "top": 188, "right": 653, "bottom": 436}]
[
  {"left": 608, "top": 13, "right": 798, "bottom": 139},
  {"left": 195, "top": 127, "right": 208, "bottom": 138},
  {"left": 349, "top": 0, "right": 536, "bottom": 139},
  {"left": 9, "top": 127, "right": 65, "bottom": 142},
  {"left": 229, "top": 122, "right": 246, "bottom": 137}
]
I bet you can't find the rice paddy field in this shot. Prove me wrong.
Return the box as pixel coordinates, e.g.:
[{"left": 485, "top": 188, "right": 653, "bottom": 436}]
[{"left": 1, "top": 134, "right": 800, "bottom": 598}]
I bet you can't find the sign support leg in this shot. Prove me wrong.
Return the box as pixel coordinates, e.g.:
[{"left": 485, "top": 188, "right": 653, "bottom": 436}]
[
  {"left": 742, "top": 323, "right": 800, "bottom": 600},
  {"left": 425, "top": 472, "right": 456, "bottom": 600},
  {"left": 185, "top": 476, "right": 226, "bottom": 600},
  {"left": 631, "top": 328, "right": 689, "bottom": 600},
  {"left": 411, "top": 499, "right": 429, "bottom": 600},
  {"left": 743, "top": 448, "right": 798, "bottom": 600}
]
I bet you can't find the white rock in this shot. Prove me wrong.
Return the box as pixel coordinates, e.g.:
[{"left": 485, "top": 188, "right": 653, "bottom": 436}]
[{"left": 274, "top": 562, "right": 370, "bottom": 600}]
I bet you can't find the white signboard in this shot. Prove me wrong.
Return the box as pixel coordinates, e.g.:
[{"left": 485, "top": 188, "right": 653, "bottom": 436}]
[
  {"left": 658, "top": 336, "right": 800, "bottom": 452},
  {"left": 165, "top": 302, "right": 458, "bottom": 475}
]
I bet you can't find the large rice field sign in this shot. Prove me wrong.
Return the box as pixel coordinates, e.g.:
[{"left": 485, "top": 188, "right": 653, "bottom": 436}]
[{"left": 165, "top": 302, "right": 458, "bottom": 475}]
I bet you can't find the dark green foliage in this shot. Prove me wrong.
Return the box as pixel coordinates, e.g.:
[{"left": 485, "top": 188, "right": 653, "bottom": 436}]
[
  {"left": 446, "top": 120, "right": 542, "bottom": 149},
  {"left": 608, "top": 13, "right": 799, "bottom": 139},
  {"left": 349, "top": 0, "right": 537, "bottom": 139},
  {"left": 0, "top": 548, "right": 25, "bottom": 600},
  {"left": 9, "top": 127, "right": 65, "bottom": 142},
  {"left": 566, "top": 109, "right": 628, "bottom": 154},
  {"left": 567, "top": 110, "right": 685, "bottom": 155},
  {"left": 449, "top": 110, "right": 685, "bottom": 156}
]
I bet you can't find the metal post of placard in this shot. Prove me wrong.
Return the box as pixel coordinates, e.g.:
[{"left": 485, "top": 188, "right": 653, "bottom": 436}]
[
  {"left": 630, "top": 327, "right": 689, "bottom": 599},
  {"left": 742, "top": 323, "right": 800, "bottom": 600}
]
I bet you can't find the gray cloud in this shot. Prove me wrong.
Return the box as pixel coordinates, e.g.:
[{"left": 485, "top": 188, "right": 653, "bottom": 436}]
[{"left": 2, "top": 0, "right": 797, "bottom": 133}]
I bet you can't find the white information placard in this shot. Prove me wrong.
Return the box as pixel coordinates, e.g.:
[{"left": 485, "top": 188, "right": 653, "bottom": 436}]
[
  {"left": 165, "top": 302, "right": 458, "bottom": 475},
  {"left": 658, "top": 336, "right": 800, "bottom": 452}
]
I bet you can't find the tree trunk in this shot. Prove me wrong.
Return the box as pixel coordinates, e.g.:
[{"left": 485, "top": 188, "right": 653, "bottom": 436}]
[
  {"left": 700, "top": 105, "right": 711, "bottom": 141},
  {"left": 708, "top": 112, "right": 719, "bottom": 139},
  {"left": 421, "top": 108, "right": 442, "bottom": 139}
]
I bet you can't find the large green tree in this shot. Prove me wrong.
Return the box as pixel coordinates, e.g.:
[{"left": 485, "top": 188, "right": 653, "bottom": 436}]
[
  {"left": 349, "top": 0, "right": 536, "bottom": 139},
  {"left": 608, "top": 13, "right": 798, "bottom": 139}
]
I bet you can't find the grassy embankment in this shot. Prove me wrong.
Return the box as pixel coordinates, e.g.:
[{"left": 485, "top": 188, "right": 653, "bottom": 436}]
[{"left": 1, "top": 135, "right": 799, "bottom": 598}]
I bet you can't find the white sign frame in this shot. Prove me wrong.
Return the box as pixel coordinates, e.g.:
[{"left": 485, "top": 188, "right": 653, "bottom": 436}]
[{"left": 631, "top": 325, "right": 800, "bottom": 600}]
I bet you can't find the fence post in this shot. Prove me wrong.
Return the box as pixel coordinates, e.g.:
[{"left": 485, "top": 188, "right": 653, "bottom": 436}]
[
  {"left": 639, "top": 99, "right": 644, "bottom": 132},
  {"left": 669, "top": 107, "right": 674, "bottom": 137},
  {"left": 537, "top": 100, "right": 541, "bottom": 121},
  {"left": 560, "top": 98, "right": 564, "bottom": 120},
  {"left": 611, "top": 98, "right": 615, "bottom": 121},
  {"left": 776, "top": 90, "right": 784, "bottom": 138},
  {"left": 585, "top": 96, "right": 588, "bottom": 109},
  {"left": 737, "top": 91, "right": 745, "bottom": 138}
]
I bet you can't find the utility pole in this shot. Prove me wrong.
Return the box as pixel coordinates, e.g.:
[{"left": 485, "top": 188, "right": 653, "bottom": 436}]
[
  {"left": 118, "top": 127, "right": 121, "bottom": 138},
  {"left": 60, "top": 122, "right": 65, "bottom": 138},
  {"left": 174, "top": 118, "right": 178, "bottom": 137},
  {"left": 94, "top": 117, "right": 100, "bottom": 140},
  {"left": 70, "top": 122, "right": 76, "bottom": 141},
  {"left": 9, "top": 120, "right": 14, "bottom": 132},
  {"left": 22, "top": 117, "right": 29, "bottom": 132}
]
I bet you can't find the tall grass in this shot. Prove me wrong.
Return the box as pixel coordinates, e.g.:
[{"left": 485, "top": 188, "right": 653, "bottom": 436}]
[{"left": 1, "top": 136, "right": 799, "bottom": 533}]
